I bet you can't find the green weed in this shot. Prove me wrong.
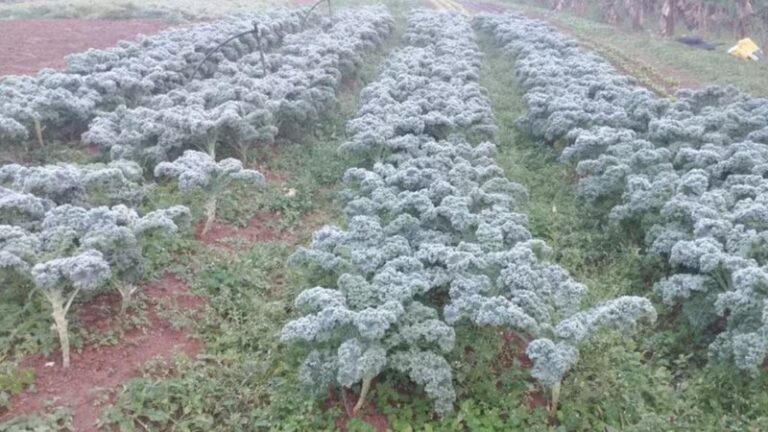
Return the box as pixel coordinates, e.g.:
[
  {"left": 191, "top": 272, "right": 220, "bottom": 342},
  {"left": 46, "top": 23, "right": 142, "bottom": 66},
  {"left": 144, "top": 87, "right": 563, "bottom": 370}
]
[{"left": 0, "top": 407, "right": 73, "bottom": 432}]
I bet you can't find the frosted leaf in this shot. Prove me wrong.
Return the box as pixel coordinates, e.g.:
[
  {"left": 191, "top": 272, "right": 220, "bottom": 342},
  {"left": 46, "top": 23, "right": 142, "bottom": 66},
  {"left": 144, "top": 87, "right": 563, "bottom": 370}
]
[
  {"left": 336, "top": 339, "right": 387, "bottom": 387},
  {"left": 31, "top": 249, "right": 111, "bottom": 292},
  {"left": 554, "top": 296, "right": 656, "bottom": 345},
  {"left": 154, "top": 150, "right": 266, "bottom": 192},
  {"left": 397, "top": 318, "right": 455, "bottom": 353},
  {"left": 0, "top": 250, "right": 30, "bottom": 273},
  {"left": 526, "top": 339, "right": 579, "bottom": 388},
  {"left": 293, "top": 287, "right": 347, "bottom": 312},
  {"left": 298, "top": 350, "right": 338, "bottom": 397},
  {"left": 352, "top": 301, "right": 404, "bottom": 340},
  {"left": 655, "top": 274, "right": 712, "bottom": 305},
  {"left": 390, "top": 348, "right": 456, "bottom": 417}
]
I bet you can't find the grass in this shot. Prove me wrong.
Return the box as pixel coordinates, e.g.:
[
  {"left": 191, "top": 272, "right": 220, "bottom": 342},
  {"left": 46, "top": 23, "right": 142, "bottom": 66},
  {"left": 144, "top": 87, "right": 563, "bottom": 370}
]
[
  {"left": 479, "top": 33, "right": 648, "bottom": 306},
  {"left": 493, "top": 0, "right": 768, "bottom": 97},
  {"left": 0, "top": 407, "right": 74, "bottom": 431}
]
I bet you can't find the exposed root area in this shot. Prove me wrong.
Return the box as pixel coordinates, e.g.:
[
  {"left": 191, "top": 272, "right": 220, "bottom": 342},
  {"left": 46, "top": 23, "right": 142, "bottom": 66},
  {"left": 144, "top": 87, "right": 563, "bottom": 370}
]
[
  {"left": 497, "top": 330, "right": 533, "bottom": 370},
  {"left": 326, "top": 387, "right": 389, "bottom": 432}
]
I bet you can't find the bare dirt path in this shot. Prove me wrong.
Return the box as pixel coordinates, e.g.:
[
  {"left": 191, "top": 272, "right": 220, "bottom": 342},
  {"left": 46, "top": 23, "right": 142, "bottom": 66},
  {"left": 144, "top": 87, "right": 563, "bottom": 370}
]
[
  {"left": 0, "top": 274, "right": 205, "bottom": 431},
  {"left": 0, "top": 19, "right": 169, "bottom": 76}
]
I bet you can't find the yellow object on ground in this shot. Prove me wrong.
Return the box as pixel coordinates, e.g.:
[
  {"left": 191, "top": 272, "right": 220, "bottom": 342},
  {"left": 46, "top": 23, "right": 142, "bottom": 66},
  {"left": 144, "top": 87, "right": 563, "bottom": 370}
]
[{"left": 727, "top": 38, "right": 762, "bottom": 60}]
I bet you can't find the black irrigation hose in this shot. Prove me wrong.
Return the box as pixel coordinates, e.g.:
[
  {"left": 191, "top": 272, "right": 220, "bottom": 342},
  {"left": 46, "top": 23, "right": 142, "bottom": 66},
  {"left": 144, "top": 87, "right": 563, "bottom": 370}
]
[
  {"left": 189, "top": 1, "right": 333, "bottom": 83},
  {"left": 188, "top": 21, "right": 267, "bottom": 82},
  {"left": 301, "top": 0, "right": 332, "bottom": 29}
]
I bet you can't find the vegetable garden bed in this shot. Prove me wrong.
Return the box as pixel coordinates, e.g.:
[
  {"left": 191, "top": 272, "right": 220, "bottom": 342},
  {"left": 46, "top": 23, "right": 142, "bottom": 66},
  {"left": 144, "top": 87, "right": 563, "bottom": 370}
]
[{"left": 2, "top": 3, "right": 768, "bottom": 430}]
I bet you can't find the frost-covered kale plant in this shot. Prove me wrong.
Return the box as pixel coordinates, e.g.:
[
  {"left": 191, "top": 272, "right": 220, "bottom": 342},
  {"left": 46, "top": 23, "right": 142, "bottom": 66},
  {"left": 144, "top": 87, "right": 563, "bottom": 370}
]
[
  {"left": 479, "top": 13, "right": 768, "bottom": 372},
  {"left": 83, "top": 7, "right": 392, "bottom": 167},
  {"left": 475, "top": 14, "right": 666, "bottom": 147},
  {"left": 0, "top": 194, "right": 189, "bottom": 367},
  {"left": 284, "top": 216, "right": 457, "bottom": 414},
  {"left": 154, "top": 150, "right": 265, "bottom": 235},
  {"left": 0, "top": 10, "right": 306, "bottom": 148},
  {"left": 283, "top": 10, "right": 655, "bottom": 416},
  {"left": 0, "top": 160, "right": 145, "bottom": 208},
  {"left": 340, "top": 10, "right": 496, "bottom": 160},
  {"left": 30, "top": 249, "right": 111, "bottom": 368},
  {"left": 0, "top": 158, "right": 189, "bottom": 367}
]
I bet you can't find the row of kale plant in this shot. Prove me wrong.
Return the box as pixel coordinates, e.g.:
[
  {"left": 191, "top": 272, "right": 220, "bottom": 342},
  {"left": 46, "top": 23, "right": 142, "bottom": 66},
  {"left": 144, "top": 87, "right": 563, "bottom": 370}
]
[
  {"left": 0, "top": 6, "right": 397, "bottom": 373},
  {"left": 478, "top": 13, "right": 768, "bottom": 372},
  {"left": 281, "top": 10, "right": 655, "bottom": 417},
  {"left": 83, "top": 7, "right": 394, "bottom": 168},
  {"left": 0, "top": 9, "right": 308, "bottom": 148}
]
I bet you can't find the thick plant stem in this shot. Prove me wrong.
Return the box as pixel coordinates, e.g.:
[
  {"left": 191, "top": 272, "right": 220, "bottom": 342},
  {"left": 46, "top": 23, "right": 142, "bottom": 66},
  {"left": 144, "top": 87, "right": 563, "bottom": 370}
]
[
  {"left": 353, "top": 377, "right": 373, "bottom": 413},
  {"left": 44, "top": 288, "right": 79, "bottom": 368},
  {"left": 206, "top": 137, "right": 216, "bottom": 159},
  {"left": 33, "top": 119, "right": 45, "bottom": 149},
  {"left": 550, "top": 382, "right": 561, "bottom": 416},
  {"left": 341, "top": 387, "right": 351, "bottom": 416},
  {"left": 201, "top": 195, "right": 217, "bottom": 236},
  {"left": 117, "top": 282, "right": 139, "bottom": 314}
]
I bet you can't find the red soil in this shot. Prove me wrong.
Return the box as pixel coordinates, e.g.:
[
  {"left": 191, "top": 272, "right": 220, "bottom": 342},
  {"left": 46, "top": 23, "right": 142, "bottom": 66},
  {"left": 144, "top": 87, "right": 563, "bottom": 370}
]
[
  {"left": 0, "top": 273, "right": 205, "bottom": 431},
  {"left": 496, "top": 330, "right": 551, "bottom": 410},
  {"left": 498, "top": 330, "right": 533, "bottom": 369},
  {"left": 328, "top": 387, "right": 389, "bottom": 432},
  {"left": 525, "top": 389, "right": 549, "bottom": 410},
  {"left": 0, "top": 19, "right": 170, "bottom": 76},
  {"left": 196, "top": 211, "right": 295, "bottom": 249}
]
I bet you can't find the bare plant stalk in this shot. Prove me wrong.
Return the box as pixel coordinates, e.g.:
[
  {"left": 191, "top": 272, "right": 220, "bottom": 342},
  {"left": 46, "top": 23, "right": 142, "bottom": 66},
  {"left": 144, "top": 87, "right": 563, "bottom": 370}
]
[
  {"left": 549, "top": 382, "right": 562, "bottom": 417},
  {"left": 207, "top": 138, "right": 216, "bottom": 159},
  {"left": 241, "top": 145, "right": 249, "bottom": 165},
  {"left": 202, "top": 195, "right": 217, "bottom": 235},
  {"left": 341, "top": 387, "right": 351, "bottom": 416},
  {"left": 353, "top": 377, "right": 373, "bottom": 413},
  {"left": 33, "top": 119, "right": 45, "bottom": 149},
  {"left": 44, "top": 288, "right": 80, "bottom": 368},
  {"left": 117, "top": 282, "right": 139, "bottom": 314}
]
